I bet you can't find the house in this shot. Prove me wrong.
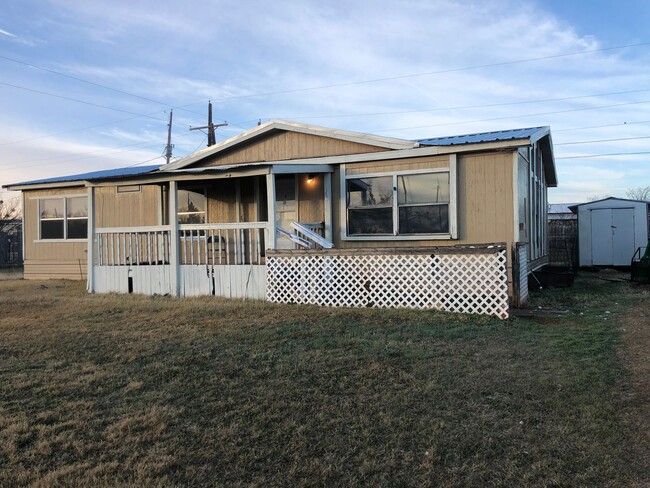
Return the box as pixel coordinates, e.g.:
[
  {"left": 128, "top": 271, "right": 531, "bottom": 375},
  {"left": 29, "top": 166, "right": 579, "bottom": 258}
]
[
  {"left": 570, "top": 197, "right": 650, "bottom": 267},
  {"left": 548, "top": 203, "right": 577, "bottom": 221},
  {"left": 4, "top": 120, "right": 557, "bottom": 318}
]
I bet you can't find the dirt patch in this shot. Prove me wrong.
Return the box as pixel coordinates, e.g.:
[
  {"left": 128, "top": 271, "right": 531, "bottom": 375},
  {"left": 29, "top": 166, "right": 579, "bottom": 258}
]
[{"left": 620, "top": 290, "right": 650, "bottom": 485}]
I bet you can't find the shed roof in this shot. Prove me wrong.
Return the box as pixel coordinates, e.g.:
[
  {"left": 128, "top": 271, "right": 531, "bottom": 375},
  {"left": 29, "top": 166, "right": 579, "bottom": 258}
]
[{"left": 569, "top": 197, "right": 650, "bottom": 213}]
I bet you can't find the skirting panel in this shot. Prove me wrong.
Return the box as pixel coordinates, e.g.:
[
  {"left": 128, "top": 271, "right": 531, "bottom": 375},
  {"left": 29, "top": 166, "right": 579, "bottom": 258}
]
[{"left": 267, "top": 250, "right": 509, "bottom": 319}]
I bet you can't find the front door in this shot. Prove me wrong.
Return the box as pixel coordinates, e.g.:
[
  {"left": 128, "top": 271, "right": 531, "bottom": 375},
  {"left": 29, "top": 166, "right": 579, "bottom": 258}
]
[{"left": 275, "top": 175, "right": 297, "bottom": 249}]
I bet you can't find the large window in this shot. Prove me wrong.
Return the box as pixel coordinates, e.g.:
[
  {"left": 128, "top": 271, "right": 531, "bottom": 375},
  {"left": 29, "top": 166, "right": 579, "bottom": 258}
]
[
  {"left": 39, "top": 196, "right": 88, "bottom": 240},
  {"left": 346, "top": 176, "right": 393, "bottom": 235},
  {"left": 346, "top": 170, "right": 451, "bottom": 238},
  {"left": 177, "top": 189, "right": 206, "bottom": 224}
]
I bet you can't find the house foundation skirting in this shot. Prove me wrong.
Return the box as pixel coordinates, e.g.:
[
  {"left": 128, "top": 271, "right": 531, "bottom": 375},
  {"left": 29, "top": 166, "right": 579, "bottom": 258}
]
[
  {"left": 93, "top": 264, "right": 266, "bottom": 299},
  {"left": 266, "top": 245, "right": 510, "bottom": 319}
]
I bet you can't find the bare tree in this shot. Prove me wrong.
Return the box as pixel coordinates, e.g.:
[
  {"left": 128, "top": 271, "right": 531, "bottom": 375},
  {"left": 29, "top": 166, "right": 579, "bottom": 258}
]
[
  {"left": 625, "top": 186, "right": 650, "bottom": 201},
  {"left": 0, "top": 197, "right": 21, "bottom": 266},
  {"left": 587, "top": 194, "right": 611, "bottom": 202},
  {"left": 0, "top": 197, "right": 20, "bottom": 230}
]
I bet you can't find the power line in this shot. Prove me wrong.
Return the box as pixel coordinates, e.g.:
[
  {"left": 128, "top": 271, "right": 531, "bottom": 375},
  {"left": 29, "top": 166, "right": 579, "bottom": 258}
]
[
  {"left": 554, "top": 120, "right": 650, "bottom": 132},
  {"left": 555, "top": 135, "right": 650, "bottom": 146},
  {"left": 0, "top": 141, "right": 162, "bottom": 167},
  {"left": 259, "top": 87, "right": 650, "bottom": 121},
  {"left": 126, "top": 155, "right": 165, "bottom": 167},
  {"left": 371, "top": 99, "right": 650, "bottom": 134},
  {"left": 200, "top": 41, "right": 650, "bottom": 104},
  {"left": 556, "top": 151, "right": 650, "bottom": 159},
  {"left": 0, "top": 54, "right": 208, "bottom": 118},
  {"left": 0, "top": 81, "right": 167, "bottom": 121}
]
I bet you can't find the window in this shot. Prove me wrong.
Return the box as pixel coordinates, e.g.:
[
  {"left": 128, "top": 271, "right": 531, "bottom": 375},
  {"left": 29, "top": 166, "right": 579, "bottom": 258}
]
[
  {"left": 345, "top": 170, "right": 452, "bottom": 238},
  {"left": 397, "top": 173, "right": 449, "bottom": 234},
  {"left": 39, "top": 196, "right": 88, "bottom": 240},
  {"left": 67, "top": 197, "right": 88, "bottom": 238},
  {"left": 346, "top": 176, "right": 393, "bottom": 235},
  {"left": 177, "top": 188, "right": 206, "bottom": 224}
]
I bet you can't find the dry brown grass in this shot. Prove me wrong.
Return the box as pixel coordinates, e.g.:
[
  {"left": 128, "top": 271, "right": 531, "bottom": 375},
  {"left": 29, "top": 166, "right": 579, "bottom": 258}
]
[{"left": 0, "top": 274, "right": 648, "bottom": 487}]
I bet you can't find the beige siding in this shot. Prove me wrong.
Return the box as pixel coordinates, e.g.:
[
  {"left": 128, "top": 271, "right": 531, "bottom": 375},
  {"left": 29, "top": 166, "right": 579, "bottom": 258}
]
[
  {"left": 344, "top": 155, "right": 449, "bottom": 175},
  {"left": 298, "top": 173, "right": 324, "bottom": 223},
  {"left": 333, "top": 151, "right": 516, "bottom": 249},
  {"left": 207, "top": 180, "right": 237, "bottom": 223},
  {"left": 23, "top": 187, "right": 88, "bottom": 280},
  {"left": 24, "top": 260, "right": 87, "bottom": 281},
  {"left": 197, "top": 130, "right": 387, "bottom": 168},
  {"left": 96, "top": 184, "right": 161, "bottom": 228}
]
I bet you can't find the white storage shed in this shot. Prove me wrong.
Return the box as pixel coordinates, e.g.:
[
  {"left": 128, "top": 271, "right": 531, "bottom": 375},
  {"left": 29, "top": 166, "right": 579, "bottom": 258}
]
[{"left": 570, "top": 198, "right": 650, "bottom": 266}]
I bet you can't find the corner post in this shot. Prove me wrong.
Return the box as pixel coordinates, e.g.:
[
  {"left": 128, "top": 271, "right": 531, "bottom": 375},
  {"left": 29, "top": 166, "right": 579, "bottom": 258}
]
[
  {"left": 87, "top": 186, "right": 95, "bottom": 293},
  {"left": 169, "top": 180, "right": 180, "bottom": 296},
  {"left": 324, "top": 172, "right": 333, "bottom": 242},
  {"left": 266, "top": 171, "right": 276, "bottom": 250}
]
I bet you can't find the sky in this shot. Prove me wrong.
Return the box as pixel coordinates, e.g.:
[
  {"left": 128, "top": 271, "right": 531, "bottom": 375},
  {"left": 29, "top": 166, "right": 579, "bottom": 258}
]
[{"left": 1, "top": 0, "right": 649, "bottom": 204}]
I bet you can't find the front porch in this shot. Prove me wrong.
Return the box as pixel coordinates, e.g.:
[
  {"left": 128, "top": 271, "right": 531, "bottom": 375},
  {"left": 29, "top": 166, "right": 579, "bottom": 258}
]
[
  {"left": 86, "top": 169, "right": 516, "bottom": 319},
  {"left": 88, "top": 168, "right": 332, "bottom": 299}
]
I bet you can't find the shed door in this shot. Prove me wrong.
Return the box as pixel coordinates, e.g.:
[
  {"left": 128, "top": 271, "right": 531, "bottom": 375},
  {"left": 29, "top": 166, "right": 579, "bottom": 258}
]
[
  {"left": 612, "top": 208, "right": 635, "bottom": 265},
  {"left": 591, "top": 209, "right": 613, "bottom": 265},
  {"left": 590, "top": 208, "right": 635, "bottom": 265}
]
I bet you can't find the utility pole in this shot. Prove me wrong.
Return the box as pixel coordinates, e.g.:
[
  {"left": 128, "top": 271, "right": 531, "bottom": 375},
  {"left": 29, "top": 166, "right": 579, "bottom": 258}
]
[
  {"left": 164, "top": 109, "right": 174, "bottom": 164},
  {"left": 190, "top": 101, "right": 228, "bottom": 147}
]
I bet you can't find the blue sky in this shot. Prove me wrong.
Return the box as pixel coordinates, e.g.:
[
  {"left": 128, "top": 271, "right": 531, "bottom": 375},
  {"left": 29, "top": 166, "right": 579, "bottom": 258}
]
[{"left": 1, "top": 0, "right": 649, "bottom": 203}]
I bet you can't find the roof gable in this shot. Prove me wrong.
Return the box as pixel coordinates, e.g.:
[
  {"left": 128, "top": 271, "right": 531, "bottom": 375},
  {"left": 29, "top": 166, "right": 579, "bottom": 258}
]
[
  {"left": 166, "top": 119, "right": 417, "bottom": 170},
  {"left": 189, "top": 129, "right": 392, "bottom": 168}
]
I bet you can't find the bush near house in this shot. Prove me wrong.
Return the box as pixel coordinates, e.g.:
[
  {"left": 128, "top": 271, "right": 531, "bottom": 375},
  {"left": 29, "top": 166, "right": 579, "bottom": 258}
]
[{"left": 0, "top": 274, "right": 647, "bottom": 487}]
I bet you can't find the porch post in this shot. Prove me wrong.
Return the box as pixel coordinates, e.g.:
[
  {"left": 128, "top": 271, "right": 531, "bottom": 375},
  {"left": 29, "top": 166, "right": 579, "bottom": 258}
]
[
  {"left": 266, "top": 171, "right": 277, "bottom": 250},
  {"left": 86, "top": 186, "right": 95, "bottom": 293},
  {"left": 324, "top": 172, "right": 333, "bottom": 242},
  {"left": 169, "top": 180, "right": 180, "bottom": 296}
]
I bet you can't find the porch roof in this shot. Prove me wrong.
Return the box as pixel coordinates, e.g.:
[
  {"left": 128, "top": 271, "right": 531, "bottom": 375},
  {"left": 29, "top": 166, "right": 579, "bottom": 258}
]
[{"left": 5, "top": 165, "right": 162, "bottom": 190}]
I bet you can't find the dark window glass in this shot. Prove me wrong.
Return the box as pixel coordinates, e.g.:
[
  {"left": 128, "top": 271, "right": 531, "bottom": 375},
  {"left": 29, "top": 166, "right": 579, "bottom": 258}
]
[
  {"left": 399, "top": 205, "right": 448, "bottom": 234},
  {"left": 41, "top": 220, "right": 64, "bottom": 239},
  {"left": 398, "top": 173, "right": 449, "bottom": 204},
  {"left": 348, "top": 208, "right": 393, "bottom": 235},
  {"left": 67, "top": 219, "right": 88, "bottom": 239},
  {"left": 347, "top": 177, "right": 393, "bottom": 207}
]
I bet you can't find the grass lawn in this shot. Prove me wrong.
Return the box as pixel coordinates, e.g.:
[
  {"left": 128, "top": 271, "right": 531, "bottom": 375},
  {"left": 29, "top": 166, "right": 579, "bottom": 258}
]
[{"left": 0, "top": 273, "right": 648, "bottom": 486}]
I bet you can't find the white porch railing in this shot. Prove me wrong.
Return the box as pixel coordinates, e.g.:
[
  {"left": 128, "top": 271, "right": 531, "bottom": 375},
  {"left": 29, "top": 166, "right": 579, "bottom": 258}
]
[
  {"left": 179, "top": 223, "right": 266, "bottom": 265},
  {"left": 95, "top": 226, "right": 171, "bottom": 266},
  {"left": 95, "top": 223, "right": 268, "bottom": 266}
]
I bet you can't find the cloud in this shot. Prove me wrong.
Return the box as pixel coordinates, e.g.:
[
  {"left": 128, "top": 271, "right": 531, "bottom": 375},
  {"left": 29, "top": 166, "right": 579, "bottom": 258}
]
[
  {"left": 0, "top": 27, "right": 16, "bottom": 37},
  {"left": 1, "top": 0, "right": 649, "bottom": 202}
]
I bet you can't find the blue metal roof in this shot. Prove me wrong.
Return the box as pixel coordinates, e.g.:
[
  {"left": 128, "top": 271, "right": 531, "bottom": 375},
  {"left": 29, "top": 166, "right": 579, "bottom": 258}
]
[
  {"left": 417, "top": 127, "right": 547, "bottom": 146},
  {"left": 8, "top": 165, "right": 162, "bottom": 187}
]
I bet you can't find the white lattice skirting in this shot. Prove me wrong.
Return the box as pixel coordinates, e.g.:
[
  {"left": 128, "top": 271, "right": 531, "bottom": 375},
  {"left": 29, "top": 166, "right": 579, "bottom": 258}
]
[{"left": 267, "top": 249, "right": 510, "bottom": 319}]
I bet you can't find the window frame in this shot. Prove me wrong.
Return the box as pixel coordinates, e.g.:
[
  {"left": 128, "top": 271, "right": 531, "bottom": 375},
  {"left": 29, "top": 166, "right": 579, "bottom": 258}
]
[
  {"left": 35, "top": 194, "right": 89, "bottom": 242},
  {"left": 341, "top": 160, "right": 457, "bottom": 241}
]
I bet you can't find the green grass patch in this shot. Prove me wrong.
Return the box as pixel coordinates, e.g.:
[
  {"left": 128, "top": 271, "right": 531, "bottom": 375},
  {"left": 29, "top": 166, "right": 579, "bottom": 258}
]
[{"left": 0, "top": 274, "right": 646, "bottom": 486}]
